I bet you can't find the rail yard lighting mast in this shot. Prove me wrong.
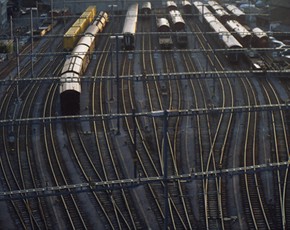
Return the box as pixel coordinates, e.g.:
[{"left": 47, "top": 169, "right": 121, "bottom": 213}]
[
  {"left": 152, "top": 110, "right": 169, "bottom": 230},
  {"left": 108, "top": 4, "right": 117, "bottom": 101},
  {"left": 110, "top": 35, "right": 122, "bottom": 135},
  {"left": 30, "top": 8, "right": 34, "bottom": 78}
]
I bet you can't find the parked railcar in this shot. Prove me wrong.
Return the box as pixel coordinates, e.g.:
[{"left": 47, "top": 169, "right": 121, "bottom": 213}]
[
  {"left": 166, "top": 1, "right": 178, "bottom": 12},
  {"left": 63, "top": 5, "right": 96, "bottom": 51},
  {"left": 175, "top": 28, "right": 188, "bottom": 48},
  {"left": 63, "top": 26, "right": 81, "bottom": 51},
  {"left": 122, "top": 3, "right": 138, "bottom": 50},
  {"left": 156, "top": 17, "right": 173, "bottom": 49},
  {"left": 182, "top": 0, "right": 192, "bottom": 14},
  {"left": 168, "top": 10, "right": 185, "bottom": 31},
  {"left": 60, "top": 11, "right": 108, "bottom": 115},
  {"left": 226, "top": 20, "right": 251, "bottom": 47},
  {"left": 140, "top": 2, "right": 152, "bottom": 17},
  {"left": 193, "top": 1, "right": 213, "bottom": 22},
  {"left": 168, "top": 10, "right": 187, "bottom": 48},
  {"left": 225, "top": 4, "right": 246, "bottom": 24},
  {"left": 207, "top": 0, "right": 230, "bottom": 23},
  {"left": 95, "top": 11, "right": 109, "bottom": 31},
  {"left": 195, "top": 1, "right": 243, "bottom": 63},
  {"left": 207, "top": 16, "right": 242, "bottom": 62},
  {"left": 60, "top": 71, "right": 81, "bottom": 115},
  {"left": 252, "top": 27, "right": 269, "bottom": 48}
]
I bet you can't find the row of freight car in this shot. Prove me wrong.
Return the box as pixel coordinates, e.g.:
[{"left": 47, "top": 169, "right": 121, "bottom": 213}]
[
  {"left": 63, "top": 6, "right": 97, "bottom": 51},
  {"left": 60, "top": 4, "right": 139, "bottom": 115},
  {"left": 166, "top": 0, "right": 246, "bottom": 24},
  {"left": 156, "top": 9, "right": 187, "bottom": 49},
  {"left": 158, "top": 1, "right": 269, "bottom": 65},
  {"left": 60, "top": 9, "right": 109, "bottom": 115}
]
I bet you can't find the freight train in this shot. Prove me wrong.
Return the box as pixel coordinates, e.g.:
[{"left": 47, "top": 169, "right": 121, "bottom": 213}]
[
  {"left": 63, "top": 6, "right": 97, "bottom": 51},
  {"left": 224, "top": 4, "right": 246, "bottom": 24},
  {"left": 207, "top": 0, "right": 230, "bottom": 23},
  {"left": 168, "top": 10, "right": 188, "bottom": 48},
  {"left": 156, "top": 17, "right": 173, "bottom": 49},
  {"left": 60, "top": 11, "right": 109, "bottom": 115},
  {"left": 193, "top": 1, "right": 243, "bottom": 63}
]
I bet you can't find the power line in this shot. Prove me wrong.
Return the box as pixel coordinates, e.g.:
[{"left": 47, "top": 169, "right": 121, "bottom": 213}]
[
  {"left": 1, "top": 104, "right": 289, "bottom": 127},
  {"left": 0, "top": 160, "right": 289, "bottom": 201}
]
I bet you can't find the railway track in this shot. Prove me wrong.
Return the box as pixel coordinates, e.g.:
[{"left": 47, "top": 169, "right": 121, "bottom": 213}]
[
  {"left": 0, "top": 6, "right": 290, "bottom": 230},
  {"left": 0, "top": 33, "right": 63, "bottom": 228}
]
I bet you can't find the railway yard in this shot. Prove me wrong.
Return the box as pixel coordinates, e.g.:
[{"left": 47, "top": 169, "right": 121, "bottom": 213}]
[{"left": 1, "top": 0, "right": 290, "bottom": 229}]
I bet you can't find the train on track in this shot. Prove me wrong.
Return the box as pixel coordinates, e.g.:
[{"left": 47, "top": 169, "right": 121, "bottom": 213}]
[
  {"left": 156, "top": 17, "right": 173, "bottom": 49},
  {"left": 225, "top": 19, "right": 252, "bottom": 47},
  {"left": 63, "top": 6, "right": 97, "bottom": 51},
  {"left": 193, "top": 1, "right": 243, "bottom": 63},
  {"left": 168, "top": 10, "right": 188, "bottom": 48},
  {"left": 140, "top": 1, "right": 152, "bottom": 17},
  {"left": 224, "top": 3, "right": 246, "bottom": 24},
  {"left": 182, "top": 0, "right": 192, "bottom": 14},
  {"left": 251, "top": 27, "right": 269, "bottom": 48},
  {"left": 166, "top": 1, "right": 178, "bottom": 12},
  {"left": 122, "top": 3, "right": 138, "bottom": 50},
  {"left": 60, "top": 11, "right": 109, "bottom": 115},
  {"left": 193, "top": 1, "right": 270, "bottom": 69},
  {"left": 207, "top": 0, "right": 230, "bottom": 23}
]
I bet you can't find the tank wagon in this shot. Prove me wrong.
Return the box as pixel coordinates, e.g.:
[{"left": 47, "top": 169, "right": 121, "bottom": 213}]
[
  {"left": 225, "top": 4, "right": 246, "bottom": 24},
  {"left": 251, "top": 27, "right": 269, "bottom": 48},
  {"left": 166, "top": 1, "right": 178, "bottom": 12},
  {"left": 182, "top": 0, "right": 192, "bottom": 14},
  {"left": 168, "top": 10, "right": 187, "bottom": 47},
  {"left": 156, "top": 17, "right": 173, "bottom": 49},
  {"left": 207, "top": 0, "right": 230, "bottom": 24},
  {"left": 193, "top": 1, "right": 243, "bottom": 63},
  {"left": 122, "top": 3, "right": 138, "bottom": 50},
  {"left": 60, "top": 11, "right": 109, "bottom": 115},
  {"left": 226, "top": 20, "right": 251, "bottom": 47},
  {"left": 63, "top": 6, "right": 96, "bottom": 51},
  {"left": 140, "top": 2, "right": 152, "bottom": 17}
]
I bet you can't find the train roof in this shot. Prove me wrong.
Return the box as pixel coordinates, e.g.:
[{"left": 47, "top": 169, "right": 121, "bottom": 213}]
[
  {"left": 85, "top": 24, "right": 100, "bottom": 36},
  {"left": 156, "top": 18, "right": 171, "bottom": 32},
  {"left": 193, "top": 1, "right": 212, "bottom": 15},
  {"left": 225, "top": 4, "right": 245, "bottom": 17},
  {"left": 83, "top": 5, "right": 97, "bottom": 17},
  {"left": 141, "top": 2, "right": 152, "bottom": 9},
  {"left": 204, "top": 14, "right": 242, "bottom": 49},
  {"left": 166, "top": 1, "right": 178, "bottom": 11},
  {"left": 167, "top": 1, "right": 177, "bottom": 7},
  {"left": 122, "top": 3, "right": 138, "bottom": 34},
  {"left": 169, "top": 10, "right": 186, "bottom": 31},
  {"left": 61, "top": 56, "right": 83, "bottom": 75},
  {"left": 77, "top": 35, "right": 95, "bottom": 48},
  {"left": 64, "top": 26, "right": 81, "bottom": 37},
  {"left": 252, "top": 27, "right": 268, "bottom": 39},
  {"left": 207, "top": 1, "right": 230, "bottom": 19},
  {"left": 182, "top": 0, "right": 192, "bottom": 7},
  {"left": 226, "top": 20, "right": 251, "bottom": 38},
  {"left": 60, "top": 72, "right": 81, "bottom": 94}
]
